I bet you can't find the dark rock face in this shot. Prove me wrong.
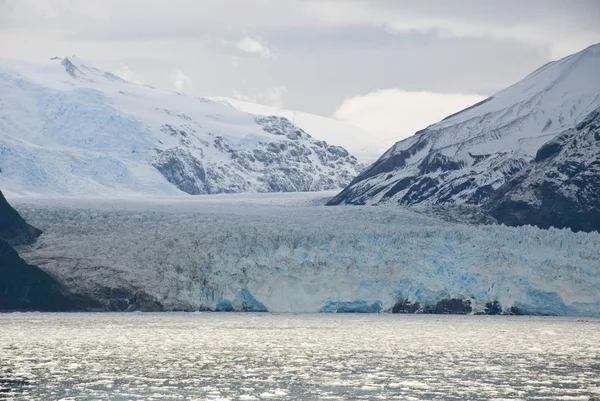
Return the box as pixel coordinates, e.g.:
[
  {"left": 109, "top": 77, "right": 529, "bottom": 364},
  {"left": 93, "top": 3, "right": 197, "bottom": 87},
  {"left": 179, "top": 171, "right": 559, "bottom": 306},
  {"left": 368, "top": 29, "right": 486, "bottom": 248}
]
[
  {"left": 433, "top": 298, "right": 472, "bottom": 314},
  {"left": 390, "top": 298, "right": 472, "bottom": 315},
  {"left": 0, "top": 189, "right": 98, "bottom": 311},
  {"left": 390, "top": 298, "right": 534, "bottom": 315},
  {"left": 485, "top": 107, "right": 600, "bottom": 233},
  {"left": 0, "top": 238, "right": 77, "bottom": 311},
  {"left": 391, "top": 299, "right": 421, "bottom": 313},
  {"left": 61, "top": 58, "right": 79, "bottom": 78},
  {"left": 0, "top": 191, "right": 41, "bottom": 246},
  {"left": 484, "top": 301, "right": 503, "bottom": 315},
  {"left": 327, "top": 144, "right": 530, "bottom": 207},
  {"left": 153, "top": 148, "right": 208, "bottom": 195},
  {"left": 418, "top": 153, "right": 464, "bottom": 175}
]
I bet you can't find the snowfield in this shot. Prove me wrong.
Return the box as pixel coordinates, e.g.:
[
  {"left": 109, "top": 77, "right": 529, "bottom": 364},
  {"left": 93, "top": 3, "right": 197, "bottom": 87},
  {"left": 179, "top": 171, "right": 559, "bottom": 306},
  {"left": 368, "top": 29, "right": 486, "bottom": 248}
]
[{"left": 12, "top": 193, "right": 600, "bottom": 316}]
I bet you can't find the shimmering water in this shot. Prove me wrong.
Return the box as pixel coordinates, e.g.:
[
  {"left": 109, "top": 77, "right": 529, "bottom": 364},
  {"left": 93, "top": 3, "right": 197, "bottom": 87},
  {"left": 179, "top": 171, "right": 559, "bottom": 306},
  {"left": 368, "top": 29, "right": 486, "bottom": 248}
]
[{"left": 1, "top": 314, "right": 599, "bottom": 400}]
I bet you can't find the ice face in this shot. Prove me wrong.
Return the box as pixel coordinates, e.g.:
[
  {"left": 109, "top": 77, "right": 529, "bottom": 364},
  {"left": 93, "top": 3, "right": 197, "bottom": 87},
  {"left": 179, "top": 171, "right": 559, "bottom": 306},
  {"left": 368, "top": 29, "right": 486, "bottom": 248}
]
[{"left": 12, "top": 193, "right": 600, "bottom": 316}]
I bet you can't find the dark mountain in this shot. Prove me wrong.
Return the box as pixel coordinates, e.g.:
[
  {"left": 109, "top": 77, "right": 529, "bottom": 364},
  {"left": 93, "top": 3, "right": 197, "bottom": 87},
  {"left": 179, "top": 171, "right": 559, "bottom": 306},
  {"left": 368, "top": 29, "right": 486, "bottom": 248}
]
[
  {"left": 0, "top": 190, "right": 89, "bottom": 311},
  {"left": 485, "top": 107, "right": 600, "bottom": 232},
  {"left": 0, "top": 190, "right": 41, "bottom": 246}
]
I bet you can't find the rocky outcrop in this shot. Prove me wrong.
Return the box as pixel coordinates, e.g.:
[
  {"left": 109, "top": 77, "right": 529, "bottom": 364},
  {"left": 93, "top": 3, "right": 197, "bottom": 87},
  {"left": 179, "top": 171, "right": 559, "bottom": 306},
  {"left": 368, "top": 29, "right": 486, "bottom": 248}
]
[
  {"left": 0, "top": 189, "right": 85, "bottom": 311},
  {"left": 0, "top": 191, "right": 41, "bottom": 246},
  {"left": 390, "top": 298, "right": 472, "bottom": 315},
  {"left": 0, "top": 238, "right": 76, "bottom": 311},
  {"left": 153, "top": 148, "right": 208, "bottom": 195},
  {"left": 390, "top": 298, "right": 531, "bottom": 315},
  {"left": 485, "top": 107, "right": 600, "bottom": 232}
]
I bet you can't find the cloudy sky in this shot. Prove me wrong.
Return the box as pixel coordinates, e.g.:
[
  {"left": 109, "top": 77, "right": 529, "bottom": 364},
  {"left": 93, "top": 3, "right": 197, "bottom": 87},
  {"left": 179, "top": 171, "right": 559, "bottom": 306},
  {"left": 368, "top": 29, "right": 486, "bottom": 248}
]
[{"left": 1, "top": 0, "right": 599, "bottom": 145}]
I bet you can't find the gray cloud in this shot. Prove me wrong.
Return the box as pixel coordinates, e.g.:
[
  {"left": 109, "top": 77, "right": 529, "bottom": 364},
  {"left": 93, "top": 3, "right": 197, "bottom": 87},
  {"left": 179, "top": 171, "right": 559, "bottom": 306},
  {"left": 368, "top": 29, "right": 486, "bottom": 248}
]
[{"left": 0, "top": 0, "right": 598, "bottom": 121}]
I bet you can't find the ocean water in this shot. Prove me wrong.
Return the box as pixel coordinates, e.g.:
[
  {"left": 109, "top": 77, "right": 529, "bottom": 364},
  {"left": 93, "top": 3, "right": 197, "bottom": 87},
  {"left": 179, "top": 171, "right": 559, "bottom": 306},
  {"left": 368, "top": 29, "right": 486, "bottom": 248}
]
[{"left": 0, "top": 313, "right": 599, "bottom": 400}]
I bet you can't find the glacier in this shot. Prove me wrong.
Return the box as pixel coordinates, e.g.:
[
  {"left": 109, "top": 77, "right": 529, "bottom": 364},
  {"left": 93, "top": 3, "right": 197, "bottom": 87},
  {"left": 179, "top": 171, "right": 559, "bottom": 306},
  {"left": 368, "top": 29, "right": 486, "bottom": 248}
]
[{"left": 11, "top": 193, "right": 600, "bottom": 316}]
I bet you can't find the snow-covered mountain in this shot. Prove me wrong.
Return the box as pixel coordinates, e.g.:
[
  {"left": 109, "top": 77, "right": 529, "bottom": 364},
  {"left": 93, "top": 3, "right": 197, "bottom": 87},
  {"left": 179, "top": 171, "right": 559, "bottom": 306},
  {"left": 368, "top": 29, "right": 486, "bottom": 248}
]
[
  {"left": 328, "top": 43, "right": 600, "bottom": 207},
  {"left": 0, "top": 57, "right": 362, "bottom": 197},
  {"left": 209, "top": 97, "right": 387, "bottom": 162},
  {"left": 485, "top": 106, "right": 600, "bottom": 232}
]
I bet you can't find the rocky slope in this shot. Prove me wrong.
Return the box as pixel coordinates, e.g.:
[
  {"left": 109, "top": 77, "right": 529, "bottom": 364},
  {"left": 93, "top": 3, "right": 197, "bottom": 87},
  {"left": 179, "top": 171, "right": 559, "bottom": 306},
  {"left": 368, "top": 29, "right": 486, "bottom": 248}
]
[
  {"left": 209, "top": 96, "right": 387, "bottom": 162},
  {"left": 0, "top": 190, "right": 41, "bottom": 246},
  {"left": 0, "top": 189, "right": 80, "bottom": 311},
  {"left": 0, "top": 57, "right": 362, "bottom": 197},
  {"left": 328, "top": 43, "right": 600, "bottom": 208},
  {"left": 485, "top": 107, "right": 600, "bottom": 232}
]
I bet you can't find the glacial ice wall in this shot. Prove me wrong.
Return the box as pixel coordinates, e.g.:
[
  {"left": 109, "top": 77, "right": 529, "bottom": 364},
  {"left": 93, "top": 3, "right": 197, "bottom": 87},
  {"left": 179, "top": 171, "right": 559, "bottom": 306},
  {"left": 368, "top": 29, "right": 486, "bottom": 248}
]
[{"left": 13, "top": 194, "right": 600, "bottom": 316}]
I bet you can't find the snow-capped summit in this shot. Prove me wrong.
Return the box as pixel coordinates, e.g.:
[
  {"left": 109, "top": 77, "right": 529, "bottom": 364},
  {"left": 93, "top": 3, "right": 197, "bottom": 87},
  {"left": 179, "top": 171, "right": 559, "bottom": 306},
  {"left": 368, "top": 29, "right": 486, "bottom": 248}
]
[
  {"left": 0, "top": 56, "right": 363, "bottom": 197},
  {"left": 328, "top": 43, "right": 600, "bottom": 207}
]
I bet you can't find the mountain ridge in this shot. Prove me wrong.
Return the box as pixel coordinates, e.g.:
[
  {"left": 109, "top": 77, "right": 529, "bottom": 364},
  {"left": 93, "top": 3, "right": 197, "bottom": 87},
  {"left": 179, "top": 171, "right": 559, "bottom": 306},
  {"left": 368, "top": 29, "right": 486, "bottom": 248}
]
[{"left": 327, "top": 43, "right": 600, "bottom": 213}]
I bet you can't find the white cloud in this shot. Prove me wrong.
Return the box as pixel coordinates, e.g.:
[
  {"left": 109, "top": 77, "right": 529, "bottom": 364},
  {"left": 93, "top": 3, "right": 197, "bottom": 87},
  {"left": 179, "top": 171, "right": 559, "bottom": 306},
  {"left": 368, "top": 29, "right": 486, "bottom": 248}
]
[
  {"left": 171, "top": 69, "right": 193, "bottom": 92},
  {"left": 333, "top": 89, "right": 485, "bottom": 144},
  {"left": 114, "top": 63, "right": 144, "bottom": 84},
  {"left": 232, "top": 86, "right": 287, "bottom": 109},
  {"left": 236, "top": 36, "right": 273, "bottom": 59}
]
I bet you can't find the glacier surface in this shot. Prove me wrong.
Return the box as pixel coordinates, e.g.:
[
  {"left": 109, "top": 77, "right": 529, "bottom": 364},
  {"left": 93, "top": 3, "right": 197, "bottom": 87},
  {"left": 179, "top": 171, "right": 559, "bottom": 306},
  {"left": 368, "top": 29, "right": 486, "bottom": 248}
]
[{"left": 12, "top": 193, "right": 600, "bottom": 316}]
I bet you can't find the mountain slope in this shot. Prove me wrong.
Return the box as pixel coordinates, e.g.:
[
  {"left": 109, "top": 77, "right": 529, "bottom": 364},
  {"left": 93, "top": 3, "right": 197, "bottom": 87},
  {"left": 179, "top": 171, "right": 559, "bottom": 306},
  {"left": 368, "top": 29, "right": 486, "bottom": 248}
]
[
  {"left": 485, "top": 106, "right": 600, "bottom": 232},
  {"left": 0, "top": 189, "right": 77, "bottom": 311},
  {"left": 209, "top": 97, "right": 387, "bottom": 162},
  {"left": 0, "top": 189, "right": 41, "bottom": 246},
  {"left": 328, "top": 43, "right": 600, "bottom": 207},
  {"left": 0, "top": 238, "right": 77, "bottom": 311},
  {"left": 0, "top": 57, "right": 362, "bottom": 197}
]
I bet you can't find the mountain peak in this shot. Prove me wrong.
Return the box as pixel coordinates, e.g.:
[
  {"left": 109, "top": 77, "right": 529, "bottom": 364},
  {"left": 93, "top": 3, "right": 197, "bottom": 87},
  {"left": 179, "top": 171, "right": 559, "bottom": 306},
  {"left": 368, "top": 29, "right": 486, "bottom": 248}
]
[{"left": 57, "top": 56, "right": 129, "bottom": 84}]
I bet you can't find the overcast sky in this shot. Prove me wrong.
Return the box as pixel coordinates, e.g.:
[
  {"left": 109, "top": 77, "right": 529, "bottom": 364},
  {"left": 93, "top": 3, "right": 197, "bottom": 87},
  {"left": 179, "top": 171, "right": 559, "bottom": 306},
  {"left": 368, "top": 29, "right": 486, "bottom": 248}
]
[{"left": 1, "top": 0, "right": 599, "bottom": 145}]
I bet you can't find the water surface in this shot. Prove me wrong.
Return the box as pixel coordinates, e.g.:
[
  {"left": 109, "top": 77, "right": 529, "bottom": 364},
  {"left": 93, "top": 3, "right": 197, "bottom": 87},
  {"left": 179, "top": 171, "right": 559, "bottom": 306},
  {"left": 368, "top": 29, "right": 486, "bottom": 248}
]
[{"left": 1, "top": 313, "right": 599, "bottom": 400}]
